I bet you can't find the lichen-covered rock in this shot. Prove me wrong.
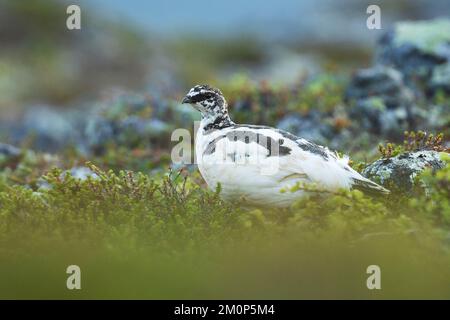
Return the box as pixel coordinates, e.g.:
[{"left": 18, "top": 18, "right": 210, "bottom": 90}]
[
  {"left": 418, "top": 104, "right": 450, "bottom": 132},
  {"left": 117, "top": 116, "right": 170, "bottom": 146},
  {"left": 363, "top": 150, "right": 446, "bottom": 193},
  {"left": 376, "top": 19, "right": 450, "bottom": 93},
  {"left": 350, "top": 97, "right": 425, "bottom": 137},
  {"left": 431, "top": 63, "right": 450, "bottom": 93},
  {"left": 84, "top": 115, "right": 115, "bottom": 152},
  {"left": 346, "top": 67, "right": 421, "bottom": 137},
  {"left": 84, "top": 93, "right": 173, "bottom": 153},
  {"left": 346, "top": 66, "right": 414, "bottom": 108},
  {"left": 346, "top": 20, "right": 450, "bottom": 138}
]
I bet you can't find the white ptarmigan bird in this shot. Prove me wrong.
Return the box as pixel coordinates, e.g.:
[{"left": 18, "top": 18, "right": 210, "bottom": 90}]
[{"left": 182, "top": 84, "right": 389, "bottom": 207}]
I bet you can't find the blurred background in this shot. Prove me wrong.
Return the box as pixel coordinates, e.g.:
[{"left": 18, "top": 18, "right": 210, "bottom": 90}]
[
  {"left": 0, "top": 0, "right": 449, "bottom": 171},
  {"left": 1, "top": 0, "right": 448, "bottom": 107}
]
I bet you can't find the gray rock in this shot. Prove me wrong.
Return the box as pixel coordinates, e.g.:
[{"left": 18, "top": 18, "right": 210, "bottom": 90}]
[
  {"left": 363, "top": 150, "right": 445, "bottom": 193},
  {"left": 102, "top": 93, "right": 151, "bottom": 119},
  {"left": 346, "top": 66, "right": 423, "bottom": 137},
  {"left": 346, "top": 66, "right": 414, "bottom": 108},
  {"left": 376, "top": 19, "right": 450, "bottom": 93},
  {"left": 12, "top": 106, "right": 80, "bottom": 152},
  {"left": 347, "top": 21, "right": 450, "bottom": 137},
  {"left": 431, "top": 63, "right": 450, "bottom": 93},
  {"left": 350, "top": 97, "right": 422, "bottom": 137},
  {"left": 0, "top": 142, "right": 21, "bottom": 157},
  {"left": 117, "top": 116, "right": 171, "bottom": 146},
  {"left": 416, "top": 104, "right": 450, "bottom": 132},
  {"left": 84, "top": 115, "right": 115, "bottom": 152},
  {"left": 116, "top": 115, "right": 147, "bottom": 146},
  {"left": 84, "top": 93, "right": 173, "bottom": 153}
]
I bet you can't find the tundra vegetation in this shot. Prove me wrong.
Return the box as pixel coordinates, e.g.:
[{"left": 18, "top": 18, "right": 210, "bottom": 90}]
[{"left": 0, "top": 104, "right": 449, "bottom": 299}]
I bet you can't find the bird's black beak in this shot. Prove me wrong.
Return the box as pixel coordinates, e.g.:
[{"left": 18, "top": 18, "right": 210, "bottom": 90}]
[{"left": 182, "top": 96, "right": 192, "bottom": 104}]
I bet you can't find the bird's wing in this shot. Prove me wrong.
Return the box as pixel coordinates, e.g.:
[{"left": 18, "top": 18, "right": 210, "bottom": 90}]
[{"left": 207, "top": 125, "right": 389, "bottom": 194}]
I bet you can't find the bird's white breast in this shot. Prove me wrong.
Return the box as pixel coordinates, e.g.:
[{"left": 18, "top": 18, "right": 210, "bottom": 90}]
[{"left": 195, "top": 124, "right": 312, "bottom": 207}]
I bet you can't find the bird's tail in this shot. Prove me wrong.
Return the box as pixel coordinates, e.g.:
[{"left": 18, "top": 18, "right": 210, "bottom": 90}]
[
  {"left": 350, "top": 176, "right": 390, "bottom": 196},
  {"left": 340, "top": 159, "right": 390, "bottom": 196}
]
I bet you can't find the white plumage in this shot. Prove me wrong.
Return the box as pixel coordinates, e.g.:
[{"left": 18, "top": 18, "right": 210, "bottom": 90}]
[{"left": 182, "top": 85, "right": 389, "bottom": 207}]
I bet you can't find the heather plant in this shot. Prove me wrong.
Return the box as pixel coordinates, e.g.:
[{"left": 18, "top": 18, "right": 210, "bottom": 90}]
[
  {"left": 0, "top": 156, "right": 449, "bottom": 299},
  {"left": 378, "top": 131, "right": 448, "bottom": 158},
  {"left": 410, "top": 153, "right": 450, "bottom": 226}
]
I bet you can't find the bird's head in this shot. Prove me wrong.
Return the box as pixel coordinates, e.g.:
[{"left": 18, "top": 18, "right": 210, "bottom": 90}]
[{"left": 182, "top": 85, "right": 228, "bottom": 117}]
